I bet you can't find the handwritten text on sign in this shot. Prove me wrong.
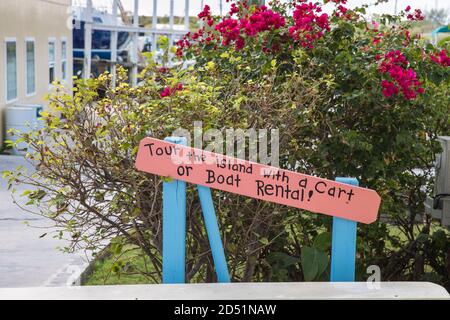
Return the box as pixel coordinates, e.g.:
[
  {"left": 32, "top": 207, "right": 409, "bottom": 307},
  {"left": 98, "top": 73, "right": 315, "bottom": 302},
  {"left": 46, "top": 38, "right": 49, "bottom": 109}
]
[{"left": 135, "top": 137, "right": 381, "bottom": 224}]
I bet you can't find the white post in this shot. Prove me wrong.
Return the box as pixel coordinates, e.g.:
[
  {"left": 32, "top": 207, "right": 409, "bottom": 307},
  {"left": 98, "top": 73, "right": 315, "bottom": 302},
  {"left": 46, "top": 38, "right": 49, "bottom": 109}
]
[
  {"left": 83, "top": 0, "right": 93, "bottom": 79},
  {"left": 111, "top": 0, "right": 119, "bottom": 87},
  {"left": 184, "top": 0, "right": 190, "bottom": 31},
  {"left": 152, "top": 0, "right": 157, "bottom": 58},
  {"left": 169, "top": 0, "right": 174, "bottom": 62},
  {"left": 199, "top": 0, "right": 204, "bottom": 28},
  {"left": 131, "top": 0, "right": 139, "bottom": 87},
  {"left": 169, "top": 0, "right": 174, "bottom": 29}
]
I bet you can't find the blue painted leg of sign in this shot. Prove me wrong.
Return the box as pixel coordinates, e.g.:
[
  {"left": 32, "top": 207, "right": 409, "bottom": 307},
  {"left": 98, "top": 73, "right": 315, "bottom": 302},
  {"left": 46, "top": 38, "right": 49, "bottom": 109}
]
[
  {"left": 197, "top": 186, "right": 231, "bottom": 283},
  {"left": 162, "top": 137, "right": 187, "bottom": 283},
  {"left": 330, "top": 177, "right": 359, "bottom": 282}
]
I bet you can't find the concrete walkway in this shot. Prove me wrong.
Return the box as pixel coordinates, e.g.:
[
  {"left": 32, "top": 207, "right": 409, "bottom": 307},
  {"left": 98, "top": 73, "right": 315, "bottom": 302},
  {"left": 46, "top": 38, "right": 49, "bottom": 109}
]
[
  {"left": 0, "top": 282, "right": 448, "bottom": 300},
  {"left": 0, "top": 155, "right": 88, "bottom": 288}
]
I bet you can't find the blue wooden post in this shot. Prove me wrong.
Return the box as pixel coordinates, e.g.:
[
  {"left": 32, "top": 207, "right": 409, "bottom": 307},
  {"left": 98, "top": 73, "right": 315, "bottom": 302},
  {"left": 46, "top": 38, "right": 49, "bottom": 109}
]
[
  {"left": 330, "top": 177, "right": 358, "bottom": 282},
  {"left": 162, "top": 137, "right": 187, "bottom": 283},
  {"left": 197, "top": 186, "right": 231, "bottom": 283}
]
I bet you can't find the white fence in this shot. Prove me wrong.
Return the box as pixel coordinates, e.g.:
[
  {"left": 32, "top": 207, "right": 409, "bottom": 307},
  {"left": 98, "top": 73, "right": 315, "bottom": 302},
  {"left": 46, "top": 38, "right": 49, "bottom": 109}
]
[{"left": 80, "top": 0, "right": 190, "bottom": 86}]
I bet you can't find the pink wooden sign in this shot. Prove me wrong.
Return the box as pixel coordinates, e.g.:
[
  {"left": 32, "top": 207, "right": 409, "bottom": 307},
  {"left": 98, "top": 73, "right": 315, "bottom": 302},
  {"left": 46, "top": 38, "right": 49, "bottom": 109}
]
[{"left": 135, "top": 137, "right": 381, "bottom": 224}]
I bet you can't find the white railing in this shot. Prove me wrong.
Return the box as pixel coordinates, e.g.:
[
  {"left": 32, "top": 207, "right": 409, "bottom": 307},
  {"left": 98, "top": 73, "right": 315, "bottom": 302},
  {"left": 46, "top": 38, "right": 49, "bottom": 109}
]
[{"left": 81, "top": 0, "right": 191, "bottom": 86}]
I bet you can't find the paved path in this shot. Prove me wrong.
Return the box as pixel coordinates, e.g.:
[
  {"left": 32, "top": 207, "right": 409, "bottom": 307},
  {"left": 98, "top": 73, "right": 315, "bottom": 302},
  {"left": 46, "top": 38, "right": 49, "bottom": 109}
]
[
  {"left": 0, "top": 155, "right": 88, "bottom": 288},
  {"left": 0, "top": 282, "right": 447, "bottom": 300}
]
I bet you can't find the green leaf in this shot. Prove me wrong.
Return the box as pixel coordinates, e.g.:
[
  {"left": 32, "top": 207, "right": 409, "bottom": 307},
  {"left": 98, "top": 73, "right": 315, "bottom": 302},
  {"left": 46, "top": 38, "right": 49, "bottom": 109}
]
[
  {"left": 2, "top": 171, "right": 11, "bottom": 179},
  {"left": 301, "top": 246, "right": 329, "bottom": 281},
  {"left": 267, "top": 252, "right": 299, "bottom": 269},
  {"left": 432, "top": 230, "right": 447, "bottom": 250},
  {"left": 313, "top": 232, "right": 332, "bottom": 251},
  {"left": 113, "top": 243, "right": 123, "bottom": 255},
  {"left": 161, "top": 176, "right": 173, "bottom": 183},
  {"left": 21, "top": 190, "right": 32, "bottom": 197},
  {"left": 29, "top": 190, "right": 46, "bottom": 200}
]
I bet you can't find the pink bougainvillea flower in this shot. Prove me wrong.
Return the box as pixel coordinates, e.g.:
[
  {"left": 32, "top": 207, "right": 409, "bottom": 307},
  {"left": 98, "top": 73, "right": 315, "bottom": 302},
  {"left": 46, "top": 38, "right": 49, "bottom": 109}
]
[
  {"left": 430, "top": 49, "right": 450, "bottom": 67},
  {"left": 235, "top": 36, "right": 245, "bottom": 50},
  {"left": 289, "top": 2, "right": 330, "bottom": 49},
  {"left": 158, "top": 67, "right": 169, "bottom": 74},
  {"left": 160, "top": 83, "right": 184, "bottom": 98},
  {"left": 404, "top": 30, "right": 411, "bottom": 41},
  {"left": 215, "top": 18, "right": 240, "bottom": 46},
  {"left": 381, "top": 80, "right": 399, "bottom": 97},
  {"left": 378, "top": 50, "right": 424, "bottom": 100},
  {"left": 198, "top": 5, "right": 211, "bottom": 19},
  {"left": 229, "top": 3, "right": 239, "bottom": 16},
  {"left": 214, "top": 5, "right": 285, "bottom": 51},
  {"left": 240, "top": 7, "right": 285, "bottom": 36},
  {"left": 371, "top": 20, "right": 380, "bottom": 29},
  {"left": 160, "top": 86, "right": 171, "bottom": 98},
  {"left": 407, "top": 9, "right": 424, "bottom": 21},
  {"left": 373, "top": 32, "right": 384, "bottom": 45},
  {"left": 175, "top": 36, "right": 191, "bottom": 57}
]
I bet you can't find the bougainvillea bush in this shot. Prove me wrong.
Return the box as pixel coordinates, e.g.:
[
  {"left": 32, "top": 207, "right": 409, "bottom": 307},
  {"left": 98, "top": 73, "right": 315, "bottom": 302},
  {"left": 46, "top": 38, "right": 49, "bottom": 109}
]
[{"left": 5, "top": 0, "right": 450, "bottom": 288}]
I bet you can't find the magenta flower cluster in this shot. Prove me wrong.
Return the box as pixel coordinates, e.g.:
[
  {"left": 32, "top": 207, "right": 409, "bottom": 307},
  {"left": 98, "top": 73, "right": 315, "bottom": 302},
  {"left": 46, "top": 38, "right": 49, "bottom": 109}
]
[
  {"left": 379, "top": 50, "right": 424, "bottom": 100},
  {"left": 240, "top": 6, "right": 286, "bottom": 36},
  {"left": 214, "top": 5, "right": 285, "bottom": 50},
  {"left": 160, "top": 83, "right": 184, "bottom": 98},
  {"left": 288, "top": 2, "right": 330, "bottom": 49},
  {"left": 430, "top": 49, "right": 450, "bottom": 67},
  {"left": 405, "top": 6, "right": 424, "bottom": 21},
  {"left": 173, "top": 1, "right": 439, "bottom": 101}
]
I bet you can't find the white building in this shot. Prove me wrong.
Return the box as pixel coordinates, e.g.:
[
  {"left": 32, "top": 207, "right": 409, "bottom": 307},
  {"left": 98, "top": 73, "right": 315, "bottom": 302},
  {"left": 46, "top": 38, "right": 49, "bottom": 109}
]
[{"left": 0, "top": 0, "right": 73, "bottom": 147}]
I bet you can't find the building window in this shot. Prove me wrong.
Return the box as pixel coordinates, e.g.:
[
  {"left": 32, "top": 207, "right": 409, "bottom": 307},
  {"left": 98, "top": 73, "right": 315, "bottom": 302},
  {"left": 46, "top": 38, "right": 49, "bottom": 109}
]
[
  {"left": 5, "top": 39, "right": 17, "bottom": 102},
  {"left": 48, "top": 39, "right": 56, "bottom": 85},
  {"left": 61, "top": 39, "right": 67, "bottom": 80},
  {"left": 26, "top": 39, "right": 36, "bottom": 95}
]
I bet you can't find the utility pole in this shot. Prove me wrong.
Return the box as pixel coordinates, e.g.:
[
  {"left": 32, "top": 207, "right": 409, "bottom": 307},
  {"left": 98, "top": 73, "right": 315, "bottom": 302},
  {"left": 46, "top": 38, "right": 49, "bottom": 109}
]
[
  {"left": 111, "top": 0, "right": 118, "bottom": 87},
  {"left": 152, "top": 0, "right": 157, "bottom": 57},
  {"left": 199, "top": 0, "right": 204, "bottom": 28},
  {"left": 131, "top": 0, "right": 139, "bottom": 87},
  {"left": 169, "top": 0, "right": 175, "bottom": 64},
  {"left": 185, "top": 0, "right": 190, "bottom": 31},
  {"left": 83, "top": 0, "right": 93, "bottom": 79}
]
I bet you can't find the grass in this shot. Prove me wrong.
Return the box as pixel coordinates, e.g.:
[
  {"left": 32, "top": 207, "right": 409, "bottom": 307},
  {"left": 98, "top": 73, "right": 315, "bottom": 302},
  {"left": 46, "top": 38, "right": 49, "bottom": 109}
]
[
  {"left": 84, "top": 257, "right": 151, "bottom": 286},
  {"left": 83, "top": 246, "right": 157, "bottom": 286}
]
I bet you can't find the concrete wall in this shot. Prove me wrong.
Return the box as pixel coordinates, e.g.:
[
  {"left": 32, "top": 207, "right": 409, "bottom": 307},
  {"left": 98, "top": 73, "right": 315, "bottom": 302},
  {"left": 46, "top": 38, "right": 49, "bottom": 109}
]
[{"left": 0, "top": 0, "right": 73, "bottom": 146}]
